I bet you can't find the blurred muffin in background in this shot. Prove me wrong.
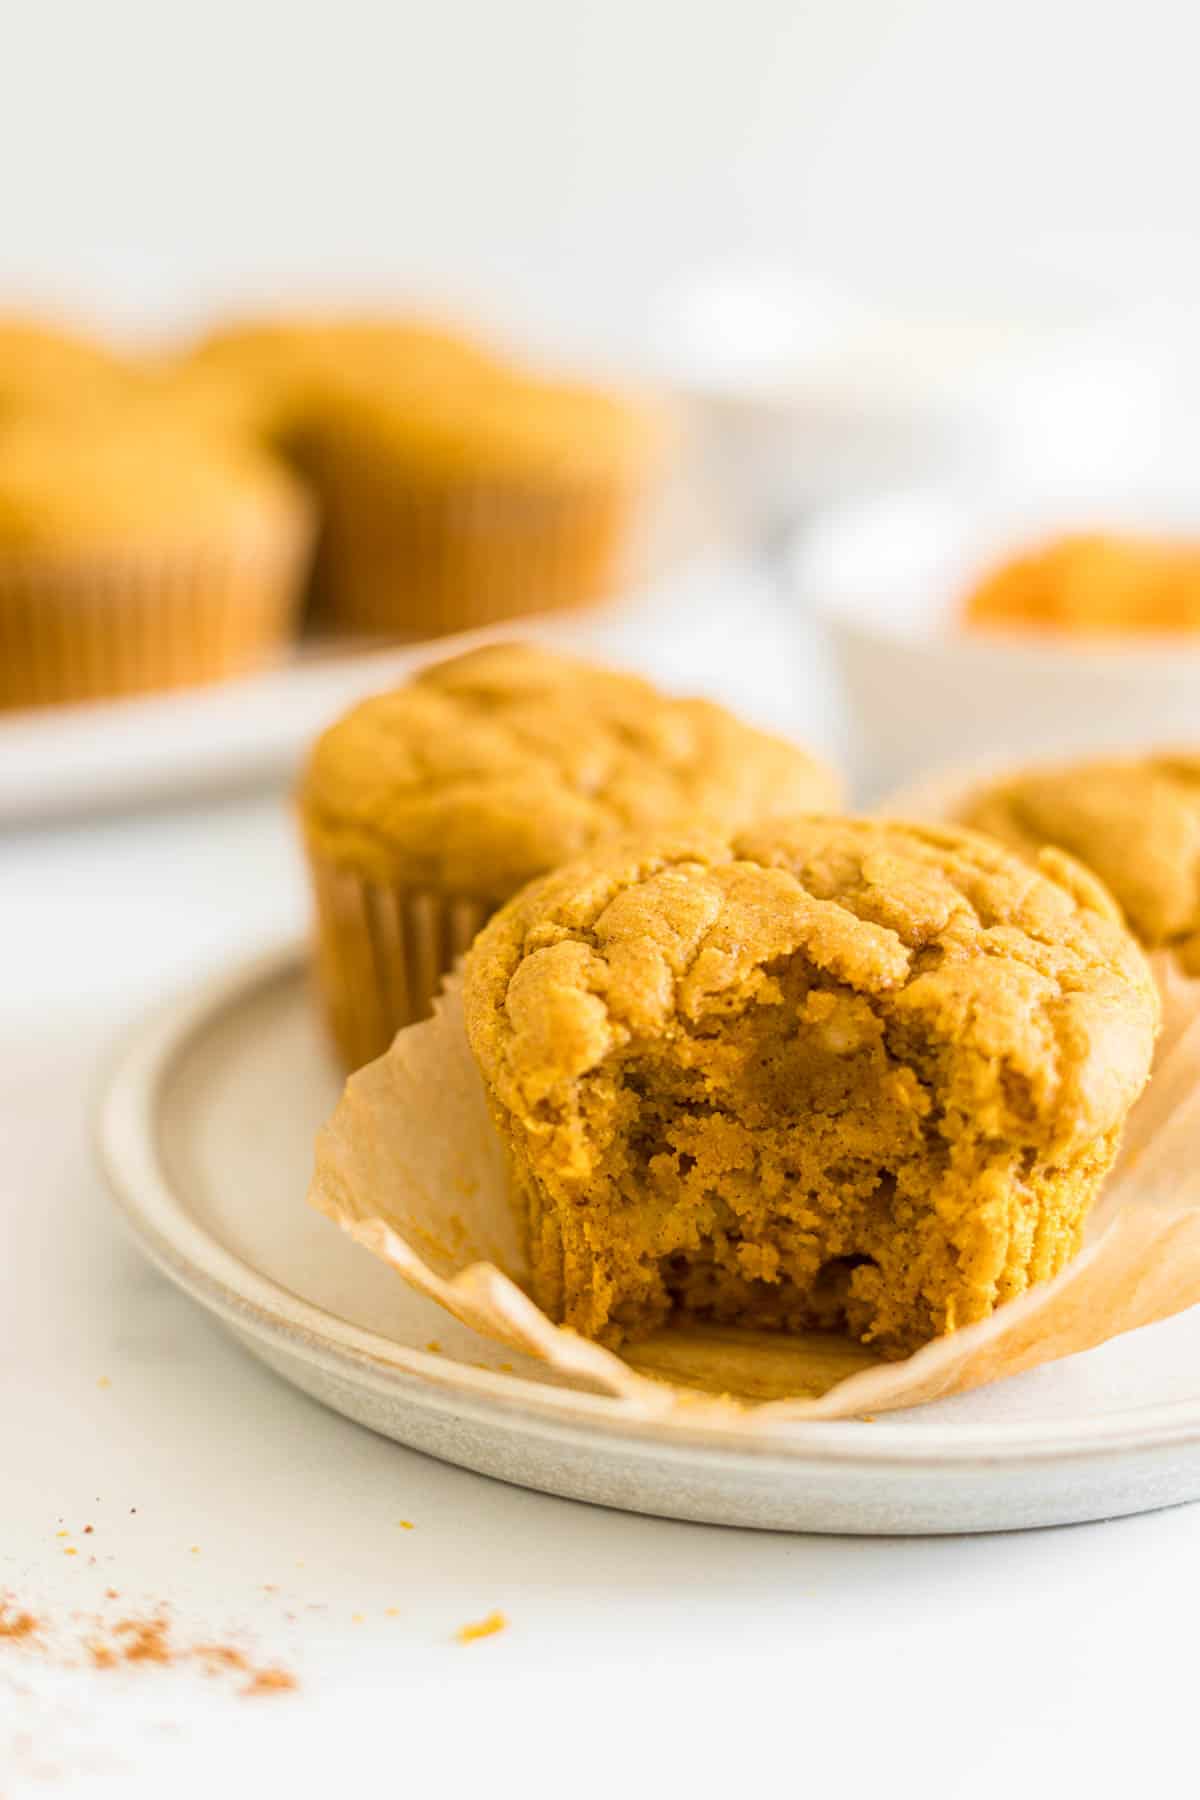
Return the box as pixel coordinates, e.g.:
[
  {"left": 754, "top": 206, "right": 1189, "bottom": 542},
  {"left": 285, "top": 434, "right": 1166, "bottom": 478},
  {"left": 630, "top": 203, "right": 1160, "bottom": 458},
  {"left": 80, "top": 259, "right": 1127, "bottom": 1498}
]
[
  {"left": 305, "top": 362, "right": 670, "bottom": 640},
  {"left": 0, "top": 408, "right": 313, "bottom": 709},
  {"left": 170, "top": 312, "right": 500, "bottom": 450},
  {"left": 0, "top": 301, "right": 677, "bottom": 704},
  {"left": 0, "top": 315, "right": 134, "bottom": 418},
  {"left": 963, "top": 532, "right": 1200, "bottom": 636},
  {"left": 299, "top": 641, "right": 841, "bottom": 1067}
]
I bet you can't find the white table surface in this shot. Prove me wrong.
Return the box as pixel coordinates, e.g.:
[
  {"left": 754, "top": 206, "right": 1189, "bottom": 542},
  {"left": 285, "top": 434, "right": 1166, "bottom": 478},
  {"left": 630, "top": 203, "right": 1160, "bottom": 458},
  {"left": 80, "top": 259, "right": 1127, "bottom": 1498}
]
[{"left": 1, "top": 565, "right": 1192, "bottom": 1800}]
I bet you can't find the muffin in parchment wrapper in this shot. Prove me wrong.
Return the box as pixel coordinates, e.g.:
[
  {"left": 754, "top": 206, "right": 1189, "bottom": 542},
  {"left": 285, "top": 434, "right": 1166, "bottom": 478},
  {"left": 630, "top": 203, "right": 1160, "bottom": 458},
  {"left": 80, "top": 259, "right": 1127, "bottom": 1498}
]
[{"left": 308, "top": 821, "right": 1200, "bottom": 1425}]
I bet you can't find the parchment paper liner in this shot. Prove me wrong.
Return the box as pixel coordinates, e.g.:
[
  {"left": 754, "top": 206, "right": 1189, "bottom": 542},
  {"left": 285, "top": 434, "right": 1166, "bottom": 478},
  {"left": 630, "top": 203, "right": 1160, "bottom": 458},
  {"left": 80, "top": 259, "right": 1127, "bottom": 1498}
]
[
  {"left": 0, "top": 521, "right": 311, "bottom": 709},
  {"left": 309, "top": 959, "right": 1200, "bottom": 1425},
  {"left": 305, "top": 855, "right": 493, "bottom": 1067},
  {"left": 306, "top": 422, "right": 649, "bottom": 640}
]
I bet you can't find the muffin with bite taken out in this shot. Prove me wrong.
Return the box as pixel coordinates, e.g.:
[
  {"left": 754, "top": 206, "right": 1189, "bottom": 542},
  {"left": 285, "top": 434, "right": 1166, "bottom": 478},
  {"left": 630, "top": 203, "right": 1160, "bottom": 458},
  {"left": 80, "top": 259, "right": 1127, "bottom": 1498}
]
[{"left": 463, "top": 816, "right": 1157, "bottom": 1355}]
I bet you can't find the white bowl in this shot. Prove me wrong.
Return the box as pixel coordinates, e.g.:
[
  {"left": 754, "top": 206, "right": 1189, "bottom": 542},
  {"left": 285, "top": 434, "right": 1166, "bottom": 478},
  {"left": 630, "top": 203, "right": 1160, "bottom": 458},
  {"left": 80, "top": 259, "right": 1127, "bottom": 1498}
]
[
  {"left": 643, "top": 269, "right": 1162, "bottom": 539},
  {"left": 795, "top": 480, "right": 1200, "bottom": 797}
]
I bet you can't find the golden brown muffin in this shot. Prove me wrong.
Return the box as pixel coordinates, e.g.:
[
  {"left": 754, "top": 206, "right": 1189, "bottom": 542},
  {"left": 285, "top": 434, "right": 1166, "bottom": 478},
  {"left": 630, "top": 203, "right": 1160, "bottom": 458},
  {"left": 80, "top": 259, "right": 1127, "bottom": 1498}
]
[
  {"left": 173, "top": 312, "right": 499, "bottom": 448},
  {"left": 0, "top": 410, "right": 313, "bottom": 708},
  {"left": 305, "top": 362, "right": 669, "bottom": 639},
  {"left": 963, "top": 532, "right": 1200, "bottom": 636},
  {"left": 0, "top": 315, "right": 132, "bottom": 417},
  {"left": 956, "top": 753, "right": 1200, "bottom": 970},
  {"left": 300, "top": 642, "right": 841, "bottom": 1066},
  {"left": 463, "top": 817, "right": 1157, "bottom": 1356}
]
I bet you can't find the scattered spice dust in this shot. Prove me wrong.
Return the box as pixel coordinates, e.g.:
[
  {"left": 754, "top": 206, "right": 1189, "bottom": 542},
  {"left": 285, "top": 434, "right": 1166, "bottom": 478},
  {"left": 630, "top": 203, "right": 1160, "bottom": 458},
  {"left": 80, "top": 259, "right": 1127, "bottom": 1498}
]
[
  {"left": 193, "top": 1643, "right": 251, "bottom": 1678},
  {"left": 114, "top": 1616, "right": 171, "bottom": 1664},
  {"left": 244, "top": 1666, "right": 298, "bottom": 1697},
  {"left": 456, "top": 1611, "right": 508, "bottom": 1645},
  {"left": 0, "top": 1603, "right": 39, "bottom": 1641},
  {"left": 1, "top": 1591, "right": 297, "bottom": 1700}
]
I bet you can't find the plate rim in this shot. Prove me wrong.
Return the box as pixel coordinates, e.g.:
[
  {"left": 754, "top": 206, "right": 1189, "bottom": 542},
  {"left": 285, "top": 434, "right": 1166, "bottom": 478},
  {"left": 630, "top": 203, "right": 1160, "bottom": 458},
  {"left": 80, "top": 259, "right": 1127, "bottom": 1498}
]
[{"left": 95, "top": 940, "right": 1200, "bottom": 1471}]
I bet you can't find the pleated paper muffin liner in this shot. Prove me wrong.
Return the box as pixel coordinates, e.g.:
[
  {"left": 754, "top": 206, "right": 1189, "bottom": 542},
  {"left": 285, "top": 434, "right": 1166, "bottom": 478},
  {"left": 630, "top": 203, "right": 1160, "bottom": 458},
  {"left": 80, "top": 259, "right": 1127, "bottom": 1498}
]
[
  {"left": 0, "top": 522, "right": 312, "bottom": 710},
  {"left": 308, "top": 970, "right": 1200, "bottom": 1426},
  {"left": 306, "top": 854, "right": 493, "bottom": 1068},
  {"left": 306, "top": 427, "right": 647, "bottom": 640}
]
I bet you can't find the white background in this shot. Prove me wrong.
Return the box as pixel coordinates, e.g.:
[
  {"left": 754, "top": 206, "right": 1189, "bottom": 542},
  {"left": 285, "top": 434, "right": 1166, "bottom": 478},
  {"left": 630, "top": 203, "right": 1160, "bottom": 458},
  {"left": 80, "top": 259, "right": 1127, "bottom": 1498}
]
[
  {"left": 4, "top": 0, "right": 1200, "bottom": 348},
  {"left": 5, "top": 5, "right": 1200, "bottom": 1793}
]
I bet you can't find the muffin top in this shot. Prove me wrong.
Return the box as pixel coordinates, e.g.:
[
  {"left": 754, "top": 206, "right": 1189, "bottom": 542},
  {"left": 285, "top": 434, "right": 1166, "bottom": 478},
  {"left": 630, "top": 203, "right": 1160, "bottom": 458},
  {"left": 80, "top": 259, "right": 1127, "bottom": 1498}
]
[
  {"left": 0, "top": 410, "right": 312, "bottom": 554},
  {"left": 186, "top": 312, "right": 497, "bottom": 378},
  {"left": 177, "top": 312, "right": 500, "bottom": 441},
  {"left": 963, "top": 532, "right": 1200, "bottom": 635},
  {"left": 0, "top": 315, "right": 132, "bottom": 415},
  {"left": 957, "top": 754, "right": 1200, "bottom": 959},
  {"left": 300, "top": 643, "right": 841, "bottom": 896},
  {"left": 318, "top": 362, "right": 667, "bottom": 485},
  {"left": 464, "top": 816, "right": 1158, "bottom": 1158}
]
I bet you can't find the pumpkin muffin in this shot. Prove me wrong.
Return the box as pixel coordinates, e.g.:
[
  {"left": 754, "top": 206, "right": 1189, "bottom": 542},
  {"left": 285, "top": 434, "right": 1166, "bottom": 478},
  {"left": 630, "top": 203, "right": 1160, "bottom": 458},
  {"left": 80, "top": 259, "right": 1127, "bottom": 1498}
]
[
  {"left": 0, "top": 410, "right": 313, "bottom": 708},
  {"left": 304, "top": 363, "right": 668, "bottom": 640},
  {"left": 955, "top": 753, "right": 1200, "bottom": 971},
  {"left": 0, "top": 315, "right": 132, "bottom": 418},
  {"left": 463, "top": 817, "right": 1157, "bottom": 1356},
  {"left": 174, "top": 312, "right": 499, "bottom": 449},
  {"left": 300, "top": 643, "right": 840, "bottom": 1067}
]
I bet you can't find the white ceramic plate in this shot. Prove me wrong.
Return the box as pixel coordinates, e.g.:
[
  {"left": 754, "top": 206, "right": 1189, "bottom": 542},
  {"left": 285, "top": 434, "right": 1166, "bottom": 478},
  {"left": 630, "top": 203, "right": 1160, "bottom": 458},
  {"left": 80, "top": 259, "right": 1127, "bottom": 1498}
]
[
  {"left": 796, "top": 478, "right": 1200, "bottom": 797},
  {"left": 96, "top": 943, "right": 1200, "bottom": 1535}
]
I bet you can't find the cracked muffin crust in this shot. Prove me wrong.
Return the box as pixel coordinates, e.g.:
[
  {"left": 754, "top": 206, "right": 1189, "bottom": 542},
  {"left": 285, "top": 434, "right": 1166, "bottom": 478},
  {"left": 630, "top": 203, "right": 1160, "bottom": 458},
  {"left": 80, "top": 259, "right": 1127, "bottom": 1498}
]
[
  {"left": 300, "top": 643, "right": 840, "bottom": 1065},
  {"left": 303, "top": 643, "right": 840, "bottom": 894},
  {"left": 957, "top": 755, "right": 1200, "bottom": 971},
  {"left": 463, "top": 817, "right": 1158, "bottom": 1356}
]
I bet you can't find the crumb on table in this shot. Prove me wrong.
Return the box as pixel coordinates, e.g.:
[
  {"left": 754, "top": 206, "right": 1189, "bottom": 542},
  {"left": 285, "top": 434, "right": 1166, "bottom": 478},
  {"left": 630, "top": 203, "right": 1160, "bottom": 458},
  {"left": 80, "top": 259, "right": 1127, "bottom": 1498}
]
[{"left": 456, "top": 1611, "right": 508, "bottom": 1645}]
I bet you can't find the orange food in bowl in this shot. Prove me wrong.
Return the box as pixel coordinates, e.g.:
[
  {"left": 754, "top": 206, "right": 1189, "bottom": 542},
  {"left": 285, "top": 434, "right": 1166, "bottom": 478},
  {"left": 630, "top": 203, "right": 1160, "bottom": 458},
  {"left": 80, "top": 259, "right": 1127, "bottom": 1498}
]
[{"left": 963, "top": 532, "right": 1200, "bottom": 636}]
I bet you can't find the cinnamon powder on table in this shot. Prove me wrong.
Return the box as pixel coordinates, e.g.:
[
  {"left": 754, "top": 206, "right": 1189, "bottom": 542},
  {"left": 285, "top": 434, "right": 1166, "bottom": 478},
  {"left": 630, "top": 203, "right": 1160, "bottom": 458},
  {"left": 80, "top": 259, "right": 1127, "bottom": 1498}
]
[
  {"left": 244, "top": 1665, "right": 299, "bottom": 1696},
  {"left": 1, "top": 1591, "right": 297, "bottom": 1700},
  {"left": 0, "top": 1602, "right": 39, "bottom": 1641}
]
